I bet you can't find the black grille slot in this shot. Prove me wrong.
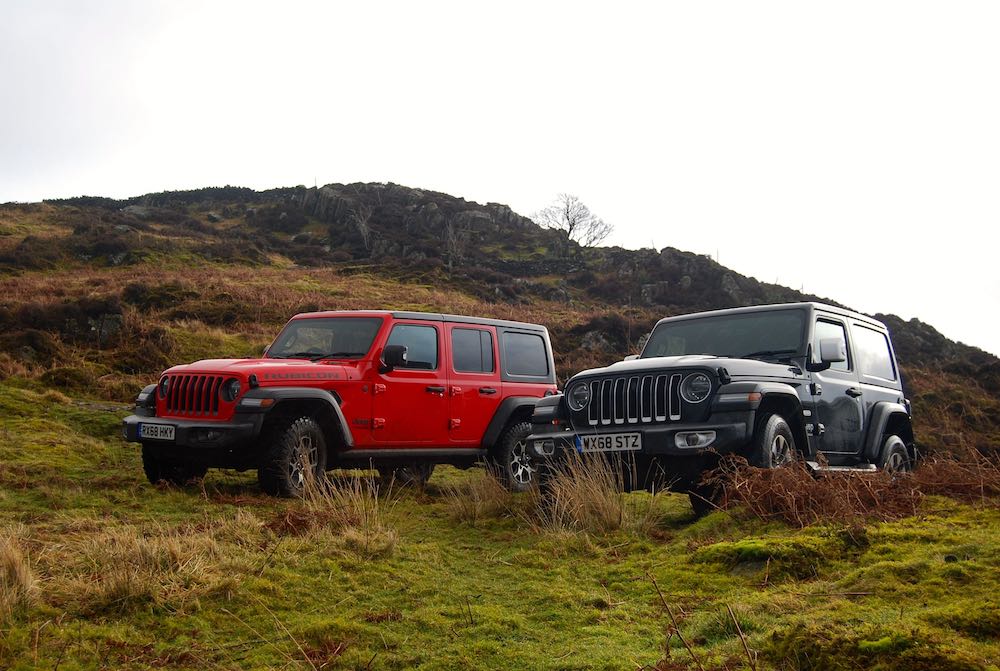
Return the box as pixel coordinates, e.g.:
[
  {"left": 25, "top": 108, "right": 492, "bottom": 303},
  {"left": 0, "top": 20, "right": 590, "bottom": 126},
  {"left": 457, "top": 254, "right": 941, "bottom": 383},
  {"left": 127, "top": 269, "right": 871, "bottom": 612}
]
[
  {"left": 164, "top": 374, "right": 221, "bottom": 416},
  {"left": 586, "top": 373, "right": 683, "bottom": 426}
]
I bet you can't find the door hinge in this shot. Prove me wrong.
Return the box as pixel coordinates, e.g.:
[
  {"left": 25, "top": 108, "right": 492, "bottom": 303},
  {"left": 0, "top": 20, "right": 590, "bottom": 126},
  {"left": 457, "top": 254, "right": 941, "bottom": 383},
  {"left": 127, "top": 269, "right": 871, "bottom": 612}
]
[
  {"left": 373, "top": 383, "right": 386, "bottom": 395},
  {"left": 372, "top": 417, "right": 386, "bottom": 429},
  {"left": 810, "top": 383, "right": 822, "bottom": 396},
  {"left": 806, "top": 422, "right": 825, "bottom": 436},
  {"left": 449, "top": 418, "right": 461, "bottom": 430},
  {"left": 450, "top": 386, "right": 463, "bottom": 397}
]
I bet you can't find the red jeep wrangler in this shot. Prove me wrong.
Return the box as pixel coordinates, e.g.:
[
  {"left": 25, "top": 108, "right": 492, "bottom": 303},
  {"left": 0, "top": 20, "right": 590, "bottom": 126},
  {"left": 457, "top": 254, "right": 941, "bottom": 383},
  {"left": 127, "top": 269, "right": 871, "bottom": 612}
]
[{"left": 123, "top": 311, "right": 557, "bottom": 495}]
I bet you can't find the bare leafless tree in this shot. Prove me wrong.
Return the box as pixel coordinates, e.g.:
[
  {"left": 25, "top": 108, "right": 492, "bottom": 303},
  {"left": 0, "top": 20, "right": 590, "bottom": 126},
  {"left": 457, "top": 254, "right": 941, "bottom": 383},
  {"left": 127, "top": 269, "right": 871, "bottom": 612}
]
[
  {"left": 350, "top": 203, "right": 374, "bottom": 252},
  {"left": 533, "top": 194, "right": 613, "bottom": 255}
]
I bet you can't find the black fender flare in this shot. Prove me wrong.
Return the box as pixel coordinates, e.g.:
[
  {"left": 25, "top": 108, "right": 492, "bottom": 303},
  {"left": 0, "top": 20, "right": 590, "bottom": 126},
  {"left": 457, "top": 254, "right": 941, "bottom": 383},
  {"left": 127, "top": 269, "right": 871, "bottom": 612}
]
[
  {"left": 483, "top": 396, "right": 542, "bottom": 450},
  {"left": 240, "top": 387, "right": 354, "bottom": 448},
  {"left": 863, "top": 402, "right": 912, "bottom": 462},
  {"left": 736, "top": 382, "right": 808, "bottom": 455}
]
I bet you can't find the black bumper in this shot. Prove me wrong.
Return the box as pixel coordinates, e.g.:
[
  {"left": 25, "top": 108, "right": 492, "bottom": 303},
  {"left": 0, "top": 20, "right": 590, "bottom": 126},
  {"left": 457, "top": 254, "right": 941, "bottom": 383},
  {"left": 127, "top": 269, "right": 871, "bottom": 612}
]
[
  {"left": 527, "top": 411, "right": 753, "bottom": 460},
  {"left": 122, "top": 410, "right": 264, "bottom": 450}
]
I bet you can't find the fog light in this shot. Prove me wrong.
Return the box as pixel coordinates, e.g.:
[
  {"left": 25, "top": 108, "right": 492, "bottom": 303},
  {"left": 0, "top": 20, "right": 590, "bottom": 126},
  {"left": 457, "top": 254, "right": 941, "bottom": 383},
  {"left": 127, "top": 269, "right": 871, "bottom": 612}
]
[
  {"left": 535, "top": 439, "right": 555, "bottom": 456},
  {"left": 675, "top": 431, "right": 717, "bottom": 449}
]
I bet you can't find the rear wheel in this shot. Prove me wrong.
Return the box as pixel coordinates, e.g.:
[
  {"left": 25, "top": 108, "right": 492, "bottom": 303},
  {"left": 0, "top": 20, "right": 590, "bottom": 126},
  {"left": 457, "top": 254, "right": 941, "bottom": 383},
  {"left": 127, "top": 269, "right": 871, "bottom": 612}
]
[
  {"left": 257, "top": 417, "right": 327, "bottom": 497},
  {"left": 878, "top": 435, "right": 911, "bottom": 474},
  {"left": 492, "top": 421, "right": 534, "bottom": 492},
  {"left": 142, "top": 445, "right": 207, "bottom": 486},
  {"left": 749, "top": 413, "right": 796, "bottom": 468}
]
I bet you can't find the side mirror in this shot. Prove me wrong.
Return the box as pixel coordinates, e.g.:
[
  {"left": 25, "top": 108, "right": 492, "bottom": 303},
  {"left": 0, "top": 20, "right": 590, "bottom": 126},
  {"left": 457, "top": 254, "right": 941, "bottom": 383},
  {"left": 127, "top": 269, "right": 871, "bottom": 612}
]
[
  {"left": 380, "top": 344, "right": 408, "bottom": 373},
  {"left": 623, "top": 354, "right": 639, "bottom": 361},
  {"left": 819, "top": 337, "right": 847, "bottom": 364}
]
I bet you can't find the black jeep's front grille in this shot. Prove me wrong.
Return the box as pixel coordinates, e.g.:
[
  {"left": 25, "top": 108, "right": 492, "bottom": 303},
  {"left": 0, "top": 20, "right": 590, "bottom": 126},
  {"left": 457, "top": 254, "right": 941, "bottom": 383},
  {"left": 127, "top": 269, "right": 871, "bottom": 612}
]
[
  {"left": 165, "top": 374, "right": 222, "bottom": 416},
  {"left": 585, "top": 374, "right": 683, "bottom": 427}
]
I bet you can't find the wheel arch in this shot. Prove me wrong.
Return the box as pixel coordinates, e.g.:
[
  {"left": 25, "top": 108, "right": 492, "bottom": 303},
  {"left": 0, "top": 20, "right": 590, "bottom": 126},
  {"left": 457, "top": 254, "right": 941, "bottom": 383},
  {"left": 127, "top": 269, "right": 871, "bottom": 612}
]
[
  {"left": 482, "top": 397, "right": 539, "bottom": 452},
  {"left": 863, "top": 402, "right": 913, "bottom": 462},
  {"left": 753, "top": 386, "right": 808, "bottom": 457},
  {"left": 246, "top": 387, "right": 354, "bottom": 454}
]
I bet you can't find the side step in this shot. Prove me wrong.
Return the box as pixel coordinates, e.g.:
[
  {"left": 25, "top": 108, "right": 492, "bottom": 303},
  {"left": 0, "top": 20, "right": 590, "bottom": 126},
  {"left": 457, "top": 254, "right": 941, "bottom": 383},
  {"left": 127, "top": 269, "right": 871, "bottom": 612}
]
[{"left": 805, "top": 461, "right": 878, "bottom": 474}]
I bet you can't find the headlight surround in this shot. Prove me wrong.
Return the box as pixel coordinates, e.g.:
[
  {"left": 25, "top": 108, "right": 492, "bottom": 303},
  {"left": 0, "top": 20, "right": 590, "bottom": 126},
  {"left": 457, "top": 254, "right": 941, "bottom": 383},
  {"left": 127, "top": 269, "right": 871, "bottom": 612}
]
[
  {"left": 221, "top": 378, "right": 242, "bottom": 402},
  {"left": 567, "top": 382, "right": 591, "bottom": 411},
  {"left": 158, "top": 376, "right": 170, "bottom": 398},
  {"left": 680, "top": 373, "right": 712, "bottom": 403}
]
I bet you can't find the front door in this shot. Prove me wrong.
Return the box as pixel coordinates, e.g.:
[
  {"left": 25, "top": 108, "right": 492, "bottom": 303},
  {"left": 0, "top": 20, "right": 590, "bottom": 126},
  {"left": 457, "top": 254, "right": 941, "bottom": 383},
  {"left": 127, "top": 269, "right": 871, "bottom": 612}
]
[
  {"left": 811, "top": 317, "right": 865, "bottom": 455},
  {"left": 372, "top": 322, "right": 449, "bottom": 446},
  {"left": 446, "top": 324, "right": 501, "bottom": 446}
]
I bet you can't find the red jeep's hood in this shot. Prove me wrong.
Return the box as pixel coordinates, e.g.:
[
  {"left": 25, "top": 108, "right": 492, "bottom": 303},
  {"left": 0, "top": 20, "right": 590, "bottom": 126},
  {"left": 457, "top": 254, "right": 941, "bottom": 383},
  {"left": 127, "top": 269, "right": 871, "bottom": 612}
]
[{"left": 164, "top": 358, "right": 356, "bottom": 382}]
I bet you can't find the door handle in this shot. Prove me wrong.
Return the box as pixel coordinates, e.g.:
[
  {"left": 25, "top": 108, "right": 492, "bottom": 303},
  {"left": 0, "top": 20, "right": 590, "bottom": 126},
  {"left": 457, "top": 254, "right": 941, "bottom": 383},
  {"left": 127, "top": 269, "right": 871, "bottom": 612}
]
[
  {"left": 479, "top": 387, "right": 497, "bottom": 395},
  {"left": 846, "top": 387, "right": 863, "bottom": 398},
  {"left": 425, "top": 386, "right": 446, "bottom": 394}
]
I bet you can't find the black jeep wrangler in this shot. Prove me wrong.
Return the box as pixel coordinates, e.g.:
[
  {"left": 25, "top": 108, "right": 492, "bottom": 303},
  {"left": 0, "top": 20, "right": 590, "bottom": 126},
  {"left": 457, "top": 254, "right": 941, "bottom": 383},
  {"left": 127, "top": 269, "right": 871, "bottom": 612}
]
[{"left": 527, "top": 302, "right": 916, "bottom": 513}]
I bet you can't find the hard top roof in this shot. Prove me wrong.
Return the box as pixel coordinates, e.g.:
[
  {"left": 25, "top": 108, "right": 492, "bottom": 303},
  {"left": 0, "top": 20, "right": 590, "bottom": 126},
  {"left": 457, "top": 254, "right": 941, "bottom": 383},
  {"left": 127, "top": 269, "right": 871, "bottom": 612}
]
[
  {"left": 290, "top": 310, "right": 548, "bottom": 332},
  {"left": 654, "top": 302, "right": 888, "bottom": 330}
]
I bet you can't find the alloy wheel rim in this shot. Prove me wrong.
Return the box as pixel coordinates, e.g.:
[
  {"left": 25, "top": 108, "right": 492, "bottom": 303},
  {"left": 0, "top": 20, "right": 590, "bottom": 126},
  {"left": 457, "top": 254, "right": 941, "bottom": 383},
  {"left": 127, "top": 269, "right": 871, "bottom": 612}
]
[
  {"left": 771, "top": 434, "right": 791, "bottom": 466},
  {"left": 885, "top": 450, "right": 906, "bottom": 473},
  {"left": 289, "top": 434, "right": 317, "bottom": 487},
  {"left": 510, "top": 438, "right": 535, "bottom": 484}
]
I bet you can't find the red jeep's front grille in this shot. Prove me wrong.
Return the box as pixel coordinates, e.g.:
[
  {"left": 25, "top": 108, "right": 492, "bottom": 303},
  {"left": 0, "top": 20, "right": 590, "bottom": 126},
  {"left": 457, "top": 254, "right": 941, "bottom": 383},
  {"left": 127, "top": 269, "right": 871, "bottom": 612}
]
[{"left": 165, "top": 374, "right": 222, "bottom": 416}]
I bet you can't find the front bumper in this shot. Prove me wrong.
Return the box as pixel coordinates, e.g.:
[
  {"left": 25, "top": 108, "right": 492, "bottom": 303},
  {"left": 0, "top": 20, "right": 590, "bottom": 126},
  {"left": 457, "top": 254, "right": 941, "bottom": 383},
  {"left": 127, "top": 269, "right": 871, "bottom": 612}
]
[
  {"left": 122, "top": 410, "right": 264, "bottom": 450},
  {"left": 527, "top": 411, "right": 753, "bottom": 460}
]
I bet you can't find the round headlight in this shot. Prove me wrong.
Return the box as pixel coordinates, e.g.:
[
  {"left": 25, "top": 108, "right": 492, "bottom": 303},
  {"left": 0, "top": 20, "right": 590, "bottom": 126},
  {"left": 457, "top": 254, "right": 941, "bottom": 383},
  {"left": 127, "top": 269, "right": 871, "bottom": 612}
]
[
  {"left": 158, "top": 376, "right": 170, "bottom": 398},
  {"left": 567, "top": 382, "right": 591, "bottom": 411},
  {"left": 680, "top": 373, "right": 712, "bottom": 403},
  {"left": 221, "top": 378, "right": 241, "bottom": 402}
]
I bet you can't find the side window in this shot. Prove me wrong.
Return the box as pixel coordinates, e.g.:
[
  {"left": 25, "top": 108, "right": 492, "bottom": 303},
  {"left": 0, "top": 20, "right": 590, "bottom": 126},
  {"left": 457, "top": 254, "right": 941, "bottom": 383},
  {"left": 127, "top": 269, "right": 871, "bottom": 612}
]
[
  {"left": 503, "top": 332, "right": 548, "bottom": 377},
  {"left": 814, "top": 319, "right": 850, "bottom": 372},
  {"left": 386, "top": 324, "right": 438, "bottom": 370},
  {"left": 853, "top": 325, "right": 896, "bottom": 381},
  {"left": 452, "top": 328, "right": 494, "bottom": 373}
]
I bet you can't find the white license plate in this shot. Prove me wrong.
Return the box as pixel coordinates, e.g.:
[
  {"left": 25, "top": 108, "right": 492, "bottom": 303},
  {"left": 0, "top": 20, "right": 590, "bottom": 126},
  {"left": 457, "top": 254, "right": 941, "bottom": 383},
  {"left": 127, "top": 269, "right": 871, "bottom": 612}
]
[
  {"left": 577, "top": 432, "right": 642, "bottom": 453},
  {"left": 140, "top": 423, "right": 175, "bottom": 441}
]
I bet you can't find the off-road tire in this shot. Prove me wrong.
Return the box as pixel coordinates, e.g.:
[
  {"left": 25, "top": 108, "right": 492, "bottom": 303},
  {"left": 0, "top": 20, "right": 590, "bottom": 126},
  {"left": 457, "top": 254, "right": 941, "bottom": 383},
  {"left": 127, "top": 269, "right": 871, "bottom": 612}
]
[
  {"left": 142, "top": 445, "right": 207, "bottom": 486},
  {"left": 492, "top": 421, "right": 534, "bottom": 492},
  {"left": 877, "top": 434, "right": 911, "bottom": 474},
  {"left": 257, "top": 417, "right": 327, "bottom": 497},
  {"left": 749, "top": 413, "right": 796, "bottom": 468},
  {"left": 377, "top": 463, "right": 435, "bottom": 488}
]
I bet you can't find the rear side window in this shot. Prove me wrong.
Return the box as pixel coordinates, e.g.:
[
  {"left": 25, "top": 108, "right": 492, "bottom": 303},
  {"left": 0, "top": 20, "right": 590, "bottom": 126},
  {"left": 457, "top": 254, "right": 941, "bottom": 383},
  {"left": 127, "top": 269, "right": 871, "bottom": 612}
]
[
  {"left": 853, "top": 325, "right": 896, "bottom": 380},
  {"left": 503, "top": 332, "right": 548, "bottom": 377},
  {"left": 452, "top": 328, "right": 494, "bottom": 373},
  {"left": 813, "top": 319, "right": 850, "bottom": 372},
  {"left": 386, "top": 324, "right": 438, "bottom": 370}
]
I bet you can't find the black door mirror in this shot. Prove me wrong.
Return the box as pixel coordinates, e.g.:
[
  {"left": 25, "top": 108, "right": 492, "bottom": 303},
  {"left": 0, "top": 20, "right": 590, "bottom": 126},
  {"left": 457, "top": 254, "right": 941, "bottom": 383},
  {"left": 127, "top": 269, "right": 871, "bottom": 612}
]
[{"left": 380, "top": 344, "right": 408, "bottom": 373}]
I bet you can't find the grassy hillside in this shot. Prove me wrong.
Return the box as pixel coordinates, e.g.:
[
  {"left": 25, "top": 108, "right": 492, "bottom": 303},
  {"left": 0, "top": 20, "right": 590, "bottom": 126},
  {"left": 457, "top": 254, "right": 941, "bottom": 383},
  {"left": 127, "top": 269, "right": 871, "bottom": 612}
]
[
  {"left": 1, "top": 185, "right": 999, "bottom": 670},
  {"left": 0, "top": 385, "right": 997, "bottom": 670}
]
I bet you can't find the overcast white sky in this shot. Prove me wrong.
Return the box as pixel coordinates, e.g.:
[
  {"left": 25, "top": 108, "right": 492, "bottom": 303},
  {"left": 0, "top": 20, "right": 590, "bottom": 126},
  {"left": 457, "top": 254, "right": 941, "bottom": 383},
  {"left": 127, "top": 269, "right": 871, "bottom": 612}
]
[{"left": 2, "top": 1, "right": 998, "bottom": 356}]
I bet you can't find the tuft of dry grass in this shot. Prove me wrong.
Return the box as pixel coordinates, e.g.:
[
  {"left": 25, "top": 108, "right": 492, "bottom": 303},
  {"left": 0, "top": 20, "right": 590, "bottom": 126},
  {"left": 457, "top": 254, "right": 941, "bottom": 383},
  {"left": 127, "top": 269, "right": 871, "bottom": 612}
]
[
  {"left": 271, "top": 471, "right": 400, "bottom": 559},
  {"left": 440, "top": 469, "right": 512, "bottom": 525},
  {"left": 0, "top": 530, "right": 36, "bottom": 624},
  {"left": 532, "top": 454, "right": 668, "bottom": 535},
  {"left": 708, "top": 454, "right": 1000, "bottom": 528}
]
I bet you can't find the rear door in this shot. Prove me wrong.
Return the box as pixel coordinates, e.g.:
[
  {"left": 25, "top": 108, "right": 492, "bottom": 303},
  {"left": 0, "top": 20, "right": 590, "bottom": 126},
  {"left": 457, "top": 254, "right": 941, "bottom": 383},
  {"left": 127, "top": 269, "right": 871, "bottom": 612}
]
[
  {"left": 447, "top": 324, "right": 501, "bottom": 446},
  {"left": 372, "top": 321, "right": 449, "bottom": 446}
]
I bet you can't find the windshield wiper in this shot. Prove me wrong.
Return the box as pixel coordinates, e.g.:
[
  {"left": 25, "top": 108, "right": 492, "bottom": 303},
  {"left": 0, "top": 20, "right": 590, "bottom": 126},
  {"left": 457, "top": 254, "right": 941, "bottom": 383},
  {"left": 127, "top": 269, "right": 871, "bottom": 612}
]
[
  {"left": 738, "top": 348, "right": 800, "bottom": 361},
  {"left": 269, "top": 352, "right": 318, "bottom": 359},
  {"left": 311, "top": 352, "right": 366, "bottom": 360}
]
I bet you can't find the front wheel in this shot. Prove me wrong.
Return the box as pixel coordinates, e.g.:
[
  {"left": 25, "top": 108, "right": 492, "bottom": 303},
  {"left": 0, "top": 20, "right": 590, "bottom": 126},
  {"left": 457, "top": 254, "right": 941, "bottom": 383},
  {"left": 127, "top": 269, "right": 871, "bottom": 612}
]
[
  {"left": 492, "top": 421, "right": 534, "bottom": 492},
  {"left": 257, "top": 417, "right": 327, "bottom": 497},
  {"left": 749, "top": 413, "right": 796, "bottom": 468}
]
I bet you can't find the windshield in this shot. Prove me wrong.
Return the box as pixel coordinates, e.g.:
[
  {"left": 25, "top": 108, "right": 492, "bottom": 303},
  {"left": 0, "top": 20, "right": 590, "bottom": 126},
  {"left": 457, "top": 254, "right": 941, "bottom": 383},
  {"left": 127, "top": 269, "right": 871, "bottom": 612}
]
[
  {"left": 267, "top": 317, "right": 383, "bottom": 360},
  {"left": 641, "top": 309, "right": 807, "bottom": 360}
]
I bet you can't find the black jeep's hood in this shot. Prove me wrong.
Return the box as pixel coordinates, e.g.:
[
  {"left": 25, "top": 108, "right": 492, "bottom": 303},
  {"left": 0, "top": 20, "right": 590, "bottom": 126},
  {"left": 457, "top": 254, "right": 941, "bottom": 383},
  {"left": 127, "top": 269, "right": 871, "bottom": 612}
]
[{"left": 570, "top": 355, "right": 800, "bottom": 381}]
